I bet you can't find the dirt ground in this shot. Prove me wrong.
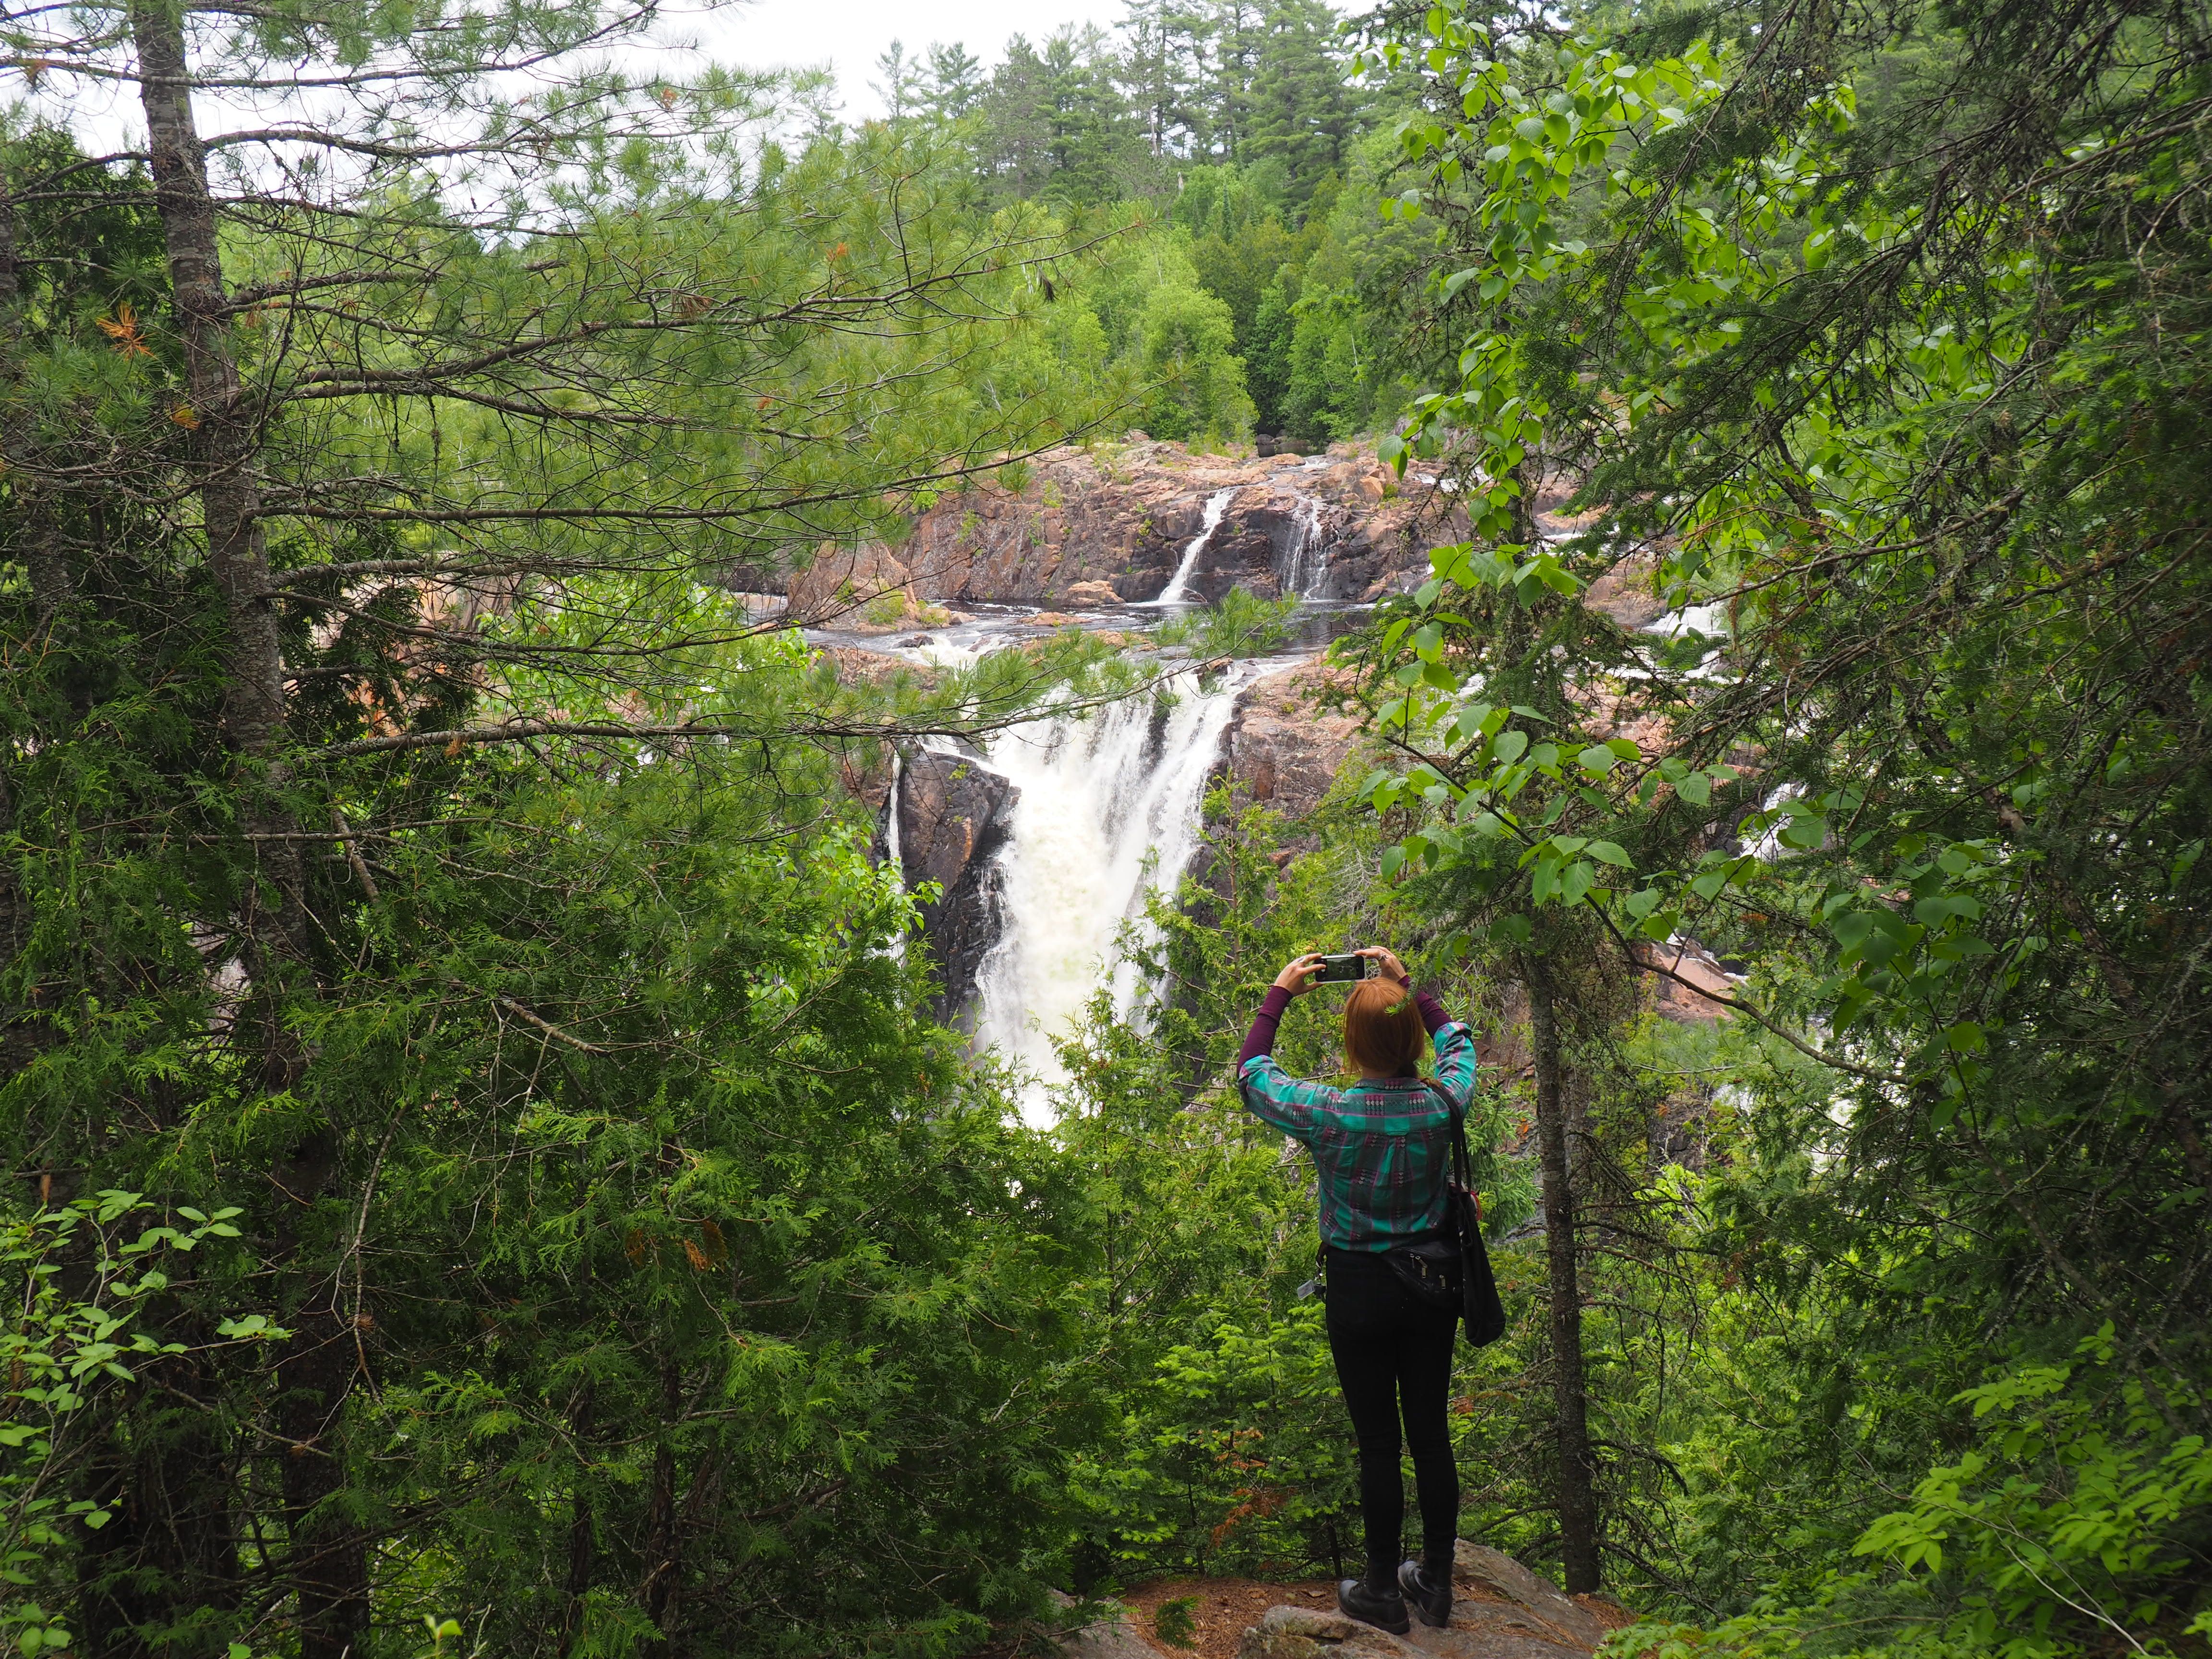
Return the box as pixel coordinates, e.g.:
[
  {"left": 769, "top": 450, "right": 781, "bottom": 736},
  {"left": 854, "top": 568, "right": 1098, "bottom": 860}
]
[{"left": 1116, "top": 1577, "right": 1342, "bottom": 1659}]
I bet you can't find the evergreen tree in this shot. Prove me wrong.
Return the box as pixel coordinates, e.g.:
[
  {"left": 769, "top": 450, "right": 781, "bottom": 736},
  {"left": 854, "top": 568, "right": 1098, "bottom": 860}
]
[
  {"left": 1245, "top": 0, "right": 1360, "bottom": 202},
  {"left": 980, "top": 27, "right": 1147, "bottom": 206},
  {"left": 872, "top": 38, "right": 924, "bottom": 121},
  {"left": 925, "top": 41, "right": 990, "bottom": 120},
  {"left": 0, "top": 2, "right": 1119, "bottom": 1647}
]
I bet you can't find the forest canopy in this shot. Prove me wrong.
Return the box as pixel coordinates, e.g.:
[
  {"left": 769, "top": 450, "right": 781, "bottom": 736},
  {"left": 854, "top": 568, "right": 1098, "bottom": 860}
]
[{"left": 1, "top": 0, "right": 2207, "bottom": 1656}]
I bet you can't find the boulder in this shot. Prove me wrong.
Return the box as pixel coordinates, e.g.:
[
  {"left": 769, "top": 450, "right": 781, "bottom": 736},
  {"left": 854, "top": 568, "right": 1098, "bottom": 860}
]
[
  {"left": 892, "top": 750, "right": 1019, "bottom": 1025},
  {"left": 1451, "top": 1544, "right": 1611, "bottom": 1651},
  {"left": 785, "top": 542, "right": 913, "bottom": 625},
  {"left": 1062, "top": 580, "right": 1123, "bottom": 608}
]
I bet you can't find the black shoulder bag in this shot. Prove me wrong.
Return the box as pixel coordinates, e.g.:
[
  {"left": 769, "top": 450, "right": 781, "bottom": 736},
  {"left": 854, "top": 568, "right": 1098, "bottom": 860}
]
[{"left": 1382, "top": 1083, "right": 1508, "bottom": 1347}]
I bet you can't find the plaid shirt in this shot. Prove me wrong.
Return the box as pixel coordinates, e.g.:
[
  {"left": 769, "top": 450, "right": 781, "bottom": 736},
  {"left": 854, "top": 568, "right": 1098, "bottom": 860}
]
[{"left": 1238, "top": 1022, "right": 1479, "bottom": 1250}]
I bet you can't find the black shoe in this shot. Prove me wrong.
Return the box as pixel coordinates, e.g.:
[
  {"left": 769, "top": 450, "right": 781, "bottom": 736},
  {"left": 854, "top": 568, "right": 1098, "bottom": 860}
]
[
  {"left": 1397, "top": 1559, "right": 1451, "bottom": 1628},
  {"left": 1336, "top": 1577, "right": 1411, "bottom": 1635}
]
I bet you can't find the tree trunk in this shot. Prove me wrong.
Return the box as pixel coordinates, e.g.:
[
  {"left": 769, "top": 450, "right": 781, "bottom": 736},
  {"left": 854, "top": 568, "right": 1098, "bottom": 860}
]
[
  {"left": 1525, "top": 964, "right": 1600, "bottom": 1593},
  {"left": 129, "top": 0, "right": 289, "bottom": 768},
  {"left": 130, "top": 12, "right": 365, "bottom": 1649}
]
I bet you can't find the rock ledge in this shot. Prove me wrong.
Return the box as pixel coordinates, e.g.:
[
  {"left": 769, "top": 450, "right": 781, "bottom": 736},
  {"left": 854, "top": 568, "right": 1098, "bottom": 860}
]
[{"left": 1234, "top": 1545, "right": 1621, "bottom": 1659}]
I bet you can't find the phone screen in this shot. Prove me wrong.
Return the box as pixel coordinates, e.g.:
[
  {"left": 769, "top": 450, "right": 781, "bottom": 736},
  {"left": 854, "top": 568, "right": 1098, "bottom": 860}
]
[{"left": 1314, "top": 953, "right": 1370, "bottom": 983}]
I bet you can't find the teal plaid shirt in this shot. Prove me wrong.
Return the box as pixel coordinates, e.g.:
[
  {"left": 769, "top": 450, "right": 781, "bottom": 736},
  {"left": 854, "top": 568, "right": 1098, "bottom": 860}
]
[{"left": 1237, "top": 1022, "right": 1479, "bottom": 1250}]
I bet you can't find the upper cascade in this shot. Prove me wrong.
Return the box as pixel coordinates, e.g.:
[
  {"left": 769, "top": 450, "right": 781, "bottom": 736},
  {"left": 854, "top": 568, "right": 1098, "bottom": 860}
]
[{"left": 774, "top": 436, "right": 1467, "bottom": 621}]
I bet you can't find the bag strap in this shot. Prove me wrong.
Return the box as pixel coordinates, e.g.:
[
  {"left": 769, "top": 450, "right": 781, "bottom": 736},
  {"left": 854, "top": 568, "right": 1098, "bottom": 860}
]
[{"left": 1424, "top": 1077, "right": 1474, "bottom": 1194}]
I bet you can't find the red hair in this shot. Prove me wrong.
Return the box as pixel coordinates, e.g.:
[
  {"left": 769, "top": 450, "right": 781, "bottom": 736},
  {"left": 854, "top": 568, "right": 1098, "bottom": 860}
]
[{"left": 1344, "top": 978, "right": 1426, "bottom": 1076}]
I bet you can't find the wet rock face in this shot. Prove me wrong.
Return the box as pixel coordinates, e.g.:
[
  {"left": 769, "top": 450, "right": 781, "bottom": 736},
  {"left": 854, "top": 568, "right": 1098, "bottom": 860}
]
[
  {"left": 777, "top": 440, "right": 1465, "bottom": 618},
  {"left": 892, "top": 751, "right": 1018, "bottom": 1026}
]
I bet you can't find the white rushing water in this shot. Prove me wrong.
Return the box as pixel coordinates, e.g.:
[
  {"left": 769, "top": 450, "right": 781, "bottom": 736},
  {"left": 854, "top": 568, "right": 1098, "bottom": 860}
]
[
  {"left": 1142, "top": 488, "right": 1238, "bottom": 606},
  {"left": 1278, "top": 494, "right": 1330, "bottom": 598},
  {"left": 971, "top": 665, "right": 1254, "bottom": 1119}
]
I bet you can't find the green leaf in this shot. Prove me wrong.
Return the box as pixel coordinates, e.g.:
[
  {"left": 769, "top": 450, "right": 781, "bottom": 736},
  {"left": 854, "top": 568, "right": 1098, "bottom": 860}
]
[
  {"left": 1945, "top": 1021, "right": 1986, "bottom": 1054},
  {"left": 1587, "top": 841, "right": 1632, "bottom": 867},
  {"left": 1558, "top": 860, "right": 1596, "bottom": 906},
  {"left": 1777, "top": 815, "right": 1827, "bottom": 850}
]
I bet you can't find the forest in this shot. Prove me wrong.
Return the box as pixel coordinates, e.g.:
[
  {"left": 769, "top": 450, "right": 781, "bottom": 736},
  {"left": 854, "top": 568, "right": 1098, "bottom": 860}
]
[{"left": 0, "top": 0, "right": 2206, "bottom": 1656}]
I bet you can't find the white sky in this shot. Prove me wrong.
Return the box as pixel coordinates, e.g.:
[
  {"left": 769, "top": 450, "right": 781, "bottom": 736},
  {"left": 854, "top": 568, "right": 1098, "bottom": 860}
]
[
  {"left": 24, "top": 0, "right": 1132, "bottom": 150},
  {"left": 663, "top": 0, "right": 1132, "bottom": 120}
]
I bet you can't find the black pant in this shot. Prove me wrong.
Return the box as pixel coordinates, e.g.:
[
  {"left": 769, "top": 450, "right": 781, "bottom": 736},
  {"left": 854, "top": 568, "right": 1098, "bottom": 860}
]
[{"left": 1323, "top": 1246, "right": 1460, "bottom": 1584}]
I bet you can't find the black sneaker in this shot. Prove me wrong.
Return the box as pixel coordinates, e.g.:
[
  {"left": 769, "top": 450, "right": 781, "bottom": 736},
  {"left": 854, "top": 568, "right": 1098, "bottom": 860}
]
[
  {"left": 1397, "top": 1559, "right": 1452, "bottom": 1628},
  {"left": 1336, "top": 1577, "right": 1411, "bottom": 1635}
]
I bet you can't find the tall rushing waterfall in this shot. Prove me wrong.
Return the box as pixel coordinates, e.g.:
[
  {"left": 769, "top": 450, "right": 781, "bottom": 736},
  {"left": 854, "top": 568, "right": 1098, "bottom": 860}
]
[
  {"left": 971, "top": 666, "right": 1252, "bottom": 1119},
  {"left": 1143, "top": 488, "right": 1238, "bottom": 605}
]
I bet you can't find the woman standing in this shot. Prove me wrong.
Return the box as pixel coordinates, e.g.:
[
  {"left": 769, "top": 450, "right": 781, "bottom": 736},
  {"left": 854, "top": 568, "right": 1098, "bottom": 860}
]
[{"left": 1236, "top": 945, "right": 1479, "bottom": 1634}]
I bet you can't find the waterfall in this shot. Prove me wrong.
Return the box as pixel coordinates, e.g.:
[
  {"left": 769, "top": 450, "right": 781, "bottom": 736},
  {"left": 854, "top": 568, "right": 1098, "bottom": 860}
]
[
  {"left": 1277, "top": 495, "right": 1330, "bottom": 597},
  {"left": 1142, "top": 488, "right": 1238, "bottom": 605},
  {"left": 880, "top": 747, "right": 906, "bottom": 959},
  {"left": 882, "top": 747, "right": 905, "bottom": 878},
  {"left": 971, "top": 665, "right": 1253, "bottom": 1119}
]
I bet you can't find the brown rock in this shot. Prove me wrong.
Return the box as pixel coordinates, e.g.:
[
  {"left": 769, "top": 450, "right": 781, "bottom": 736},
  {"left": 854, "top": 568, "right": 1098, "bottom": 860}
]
[
  {"left": 1232, "top": 1543, "right": 1619, "bottom": 1659},
  {"left": 785, "top": 542, "right": 913, "bottom": 624},
  {"left": 1451, "top": 1544, "right": 1611, "bottom": 1651},
  {"left": 1234, "top": 1602, "right": 1586, "bottom": 1659},
  {"left": 1222, "top": 662, "right": 1366, "bottom": 819},
  {"left": 819, "top": 646, "right": 935, "bottom": 688},
  {"left": 779, "top": 441, "right": 1462, "bottom": 611},
  {"left": 1635, "top": 938, "right": 1736, "bottom": 1024}
]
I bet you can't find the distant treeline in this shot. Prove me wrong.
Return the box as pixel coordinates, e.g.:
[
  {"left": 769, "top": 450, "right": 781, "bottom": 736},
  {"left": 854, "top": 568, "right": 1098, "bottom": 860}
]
[{"left": 836, "top": 1, "right": 1425, "bottom": 447}]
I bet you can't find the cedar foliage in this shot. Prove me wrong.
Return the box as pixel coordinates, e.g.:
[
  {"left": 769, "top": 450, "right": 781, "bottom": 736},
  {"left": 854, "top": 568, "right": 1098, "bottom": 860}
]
[{"left": 3, "top": 0, "right": 2210, "bottom": 1653}]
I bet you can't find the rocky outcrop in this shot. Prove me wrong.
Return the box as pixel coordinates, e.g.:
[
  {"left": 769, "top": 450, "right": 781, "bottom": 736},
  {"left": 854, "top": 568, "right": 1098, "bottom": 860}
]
[
  {"left": 1220, "top": 662, "right": 1366, "bottom": 823},
  {"left": 889, "top": 750, "right": 1018, "bottom": 1026},
  {"left": 1234, "top": 1544, "right": 1626, "bottom": 1659},
  {"left": 778, "top": 439, "right": 1464, "bottom": 620},
  {"left": 1050, "top": 1594, "right": 1174, "bottom": 1659}
]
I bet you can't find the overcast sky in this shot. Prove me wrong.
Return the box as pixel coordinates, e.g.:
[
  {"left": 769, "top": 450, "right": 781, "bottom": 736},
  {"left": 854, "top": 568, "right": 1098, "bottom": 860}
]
[
  {"left": 23, "top": 0, "right": 1134, "bottom": 169},
  {"left": 663, "top": 0, "right": 1132, "bottom": 120}
]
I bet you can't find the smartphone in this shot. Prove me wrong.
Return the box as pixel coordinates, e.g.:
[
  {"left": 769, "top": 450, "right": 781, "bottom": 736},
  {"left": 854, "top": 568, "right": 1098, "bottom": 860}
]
[{"left": 1313, "top": 952, "right": 1374, "bottom": 984}]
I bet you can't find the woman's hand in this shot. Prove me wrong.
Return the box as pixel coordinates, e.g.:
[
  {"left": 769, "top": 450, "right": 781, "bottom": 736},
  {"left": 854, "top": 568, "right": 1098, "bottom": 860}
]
[
  {"left": 1274, "top": 953, "right": 1325, "bottom": 997},
  {"left": 1358, "top": 945, "right": 1409, "bottom": 986}
]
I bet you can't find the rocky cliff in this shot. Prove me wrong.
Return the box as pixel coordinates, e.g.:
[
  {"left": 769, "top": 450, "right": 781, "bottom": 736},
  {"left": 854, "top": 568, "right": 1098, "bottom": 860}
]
[
  {"left": 781, "top": 438, "right": 1463, "bottom": 620},
  {"left": 883, "top": 749, "right": 1016, "bottom": 1027},
  {"left": 1217, "top": 661, "right": 1366, "bottom": 824}
]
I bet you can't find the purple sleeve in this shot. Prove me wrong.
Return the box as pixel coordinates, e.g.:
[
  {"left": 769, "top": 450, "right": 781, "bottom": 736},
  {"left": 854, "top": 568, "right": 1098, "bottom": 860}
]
[
  {"left": 1238, "top": 986, "right": 1294, "bottom": 1068},
  {"left": 1414, "top": 988, "right": 1450, "bottom": 1035}
]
